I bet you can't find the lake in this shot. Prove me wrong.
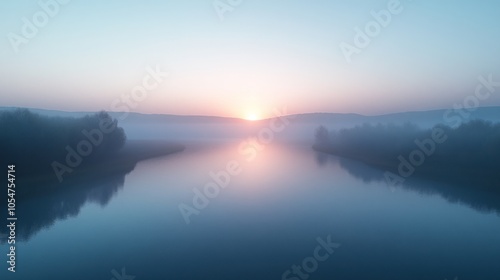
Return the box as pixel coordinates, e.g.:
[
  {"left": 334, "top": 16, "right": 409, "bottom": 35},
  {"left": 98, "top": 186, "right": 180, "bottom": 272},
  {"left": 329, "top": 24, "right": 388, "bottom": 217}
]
[{"left": 3, "top": 141, "right": 500, "bottom": 280}]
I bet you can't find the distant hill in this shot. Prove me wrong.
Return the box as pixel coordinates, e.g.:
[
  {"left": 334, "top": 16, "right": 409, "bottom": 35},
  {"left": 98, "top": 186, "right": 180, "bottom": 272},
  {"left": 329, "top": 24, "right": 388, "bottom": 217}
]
[
  {"left": 286, "top": 106, "right": 500, "bottom": 127},
  {"left": 0, "top": 107, "right": 244, "bottom": 124}
]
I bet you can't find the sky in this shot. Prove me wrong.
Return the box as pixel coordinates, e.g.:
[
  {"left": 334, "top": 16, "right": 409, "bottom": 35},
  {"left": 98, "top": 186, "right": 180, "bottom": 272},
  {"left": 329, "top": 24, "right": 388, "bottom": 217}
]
[{"left": 1, "top": 0, "right": 500, "bottom": 119}]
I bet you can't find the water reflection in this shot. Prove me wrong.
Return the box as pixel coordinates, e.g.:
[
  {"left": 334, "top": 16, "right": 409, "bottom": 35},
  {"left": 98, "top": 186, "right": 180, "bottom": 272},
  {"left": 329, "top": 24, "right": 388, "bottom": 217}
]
[
  {"left": 315, "top": 151, "right": 500, "bottom": 215},
  {"left": 1, "top": 141, "right": 184, "bottom": 243},
  {"left": 6, "top": 164, "right": 132, "bottom": 242},
  {"left": 2, "top": 143, "right": 500, "bottom": 280}
]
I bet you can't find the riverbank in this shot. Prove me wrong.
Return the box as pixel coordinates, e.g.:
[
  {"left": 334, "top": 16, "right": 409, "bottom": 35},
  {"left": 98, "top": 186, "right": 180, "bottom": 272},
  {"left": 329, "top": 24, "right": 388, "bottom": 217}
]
[{"left": 16, "top": 140, "right": 185, "bottom": 196}]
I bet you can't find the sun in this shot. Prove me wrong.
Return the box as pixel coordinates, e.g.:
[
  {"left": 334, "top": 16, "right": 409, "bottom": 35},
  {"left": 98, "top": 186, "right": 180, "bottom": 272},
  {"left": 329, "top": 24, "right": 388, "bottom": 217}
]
[{"left": 245, "top": 113, "right": 259, "bottom": 121}]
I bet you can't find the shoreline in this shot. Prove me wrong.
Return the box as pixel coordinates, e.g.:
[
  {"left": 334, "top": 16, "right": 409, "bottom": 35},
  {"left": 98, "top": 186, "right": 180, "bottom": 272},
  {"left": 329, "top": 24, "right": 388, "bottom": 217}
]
[
  {"left": 312, "top": 144, "right": 500, "bottom": 190},
  {"left": 16, "top": 140, "right": 185, "bottom": 197}
]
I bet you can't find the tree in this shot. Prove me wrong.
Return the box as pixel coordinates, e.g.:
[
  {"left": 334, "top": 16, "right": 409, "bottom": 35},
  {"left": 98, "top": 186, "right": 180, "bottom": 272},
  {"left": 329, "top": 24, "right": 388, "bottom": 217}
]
[{"left": 315, "top": 125, "right": 329, "bottom": 147}]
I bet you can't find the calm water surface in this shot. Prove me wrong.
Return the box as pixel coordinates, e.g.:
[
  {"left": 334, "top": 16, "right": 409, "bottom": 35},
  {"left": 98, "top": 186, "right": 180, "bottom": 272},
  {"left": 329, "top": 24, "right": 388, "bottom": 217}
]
[{"left": 3, "top": 142, "right": 500, "bottom": 280}]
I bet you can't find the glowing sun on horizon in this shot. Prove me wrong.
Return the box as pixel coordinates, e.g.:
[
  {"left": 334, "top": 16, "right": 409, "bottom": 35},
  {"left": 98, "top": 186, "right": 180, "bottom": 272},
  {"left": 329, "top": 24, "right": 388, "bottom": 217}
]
[{"left": 245, "top": 113, "right": 259, "bottom": 121}]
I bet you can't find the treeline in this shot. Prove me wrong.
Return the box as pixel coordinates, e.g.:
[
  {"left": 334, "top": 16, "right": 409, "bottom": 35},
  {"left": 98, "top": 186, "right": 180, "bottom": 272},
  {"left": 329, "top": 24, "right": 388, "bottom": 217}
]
[
  {"left": 313, "top": 120, "right": 500, "bottom": 183},
  {"left": 0, "top": 109, "right": 126, "bottom": 181}
]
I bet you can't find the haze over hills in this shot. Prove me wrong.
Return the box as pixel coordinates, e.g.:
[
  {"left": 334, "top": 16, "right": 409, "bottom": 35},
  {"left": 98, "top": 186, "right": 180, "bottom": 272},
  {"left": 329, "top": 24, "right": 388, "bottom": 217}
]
[
  {"left": 2, "top": 106, "right": 499, "bottom": 125},
  {"left": 0, "top": 106, "right": 244, "bottom": 123},
  {"left": 2, "top": 106, "right": 499, "bottom": 142}
]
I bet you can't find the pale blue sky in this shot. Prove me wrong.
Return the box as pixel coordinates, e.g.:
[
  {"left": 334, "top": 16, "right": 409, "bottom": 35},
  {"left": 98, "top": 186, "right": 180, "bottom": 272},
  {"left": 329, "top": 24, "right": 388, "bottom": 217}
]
[{"left": 1, "top": 0, "right": 499, "bottom": 118}]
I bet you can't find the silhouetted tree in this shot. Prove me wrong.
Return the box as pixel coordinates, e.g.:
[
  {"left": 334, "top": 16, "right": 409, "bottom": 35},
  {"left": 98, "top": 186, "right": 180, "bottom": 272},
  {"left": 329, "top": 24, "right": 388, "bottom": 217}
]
[
  {"left": 0, "top": 109, "right": 127, "bottom": 180},
  {"left": 314, "top": 125, "right": 329, "bottom": 147}
]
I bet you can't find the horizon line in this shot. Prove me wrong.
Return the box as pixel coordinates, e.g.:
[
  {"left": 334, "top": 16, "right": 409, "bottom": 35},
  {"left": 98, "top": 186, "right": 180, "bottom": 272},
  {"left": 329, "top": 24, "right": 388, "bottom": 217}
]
[{"left": 1, "top": 105, "right": 499, "bottom": 121}]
